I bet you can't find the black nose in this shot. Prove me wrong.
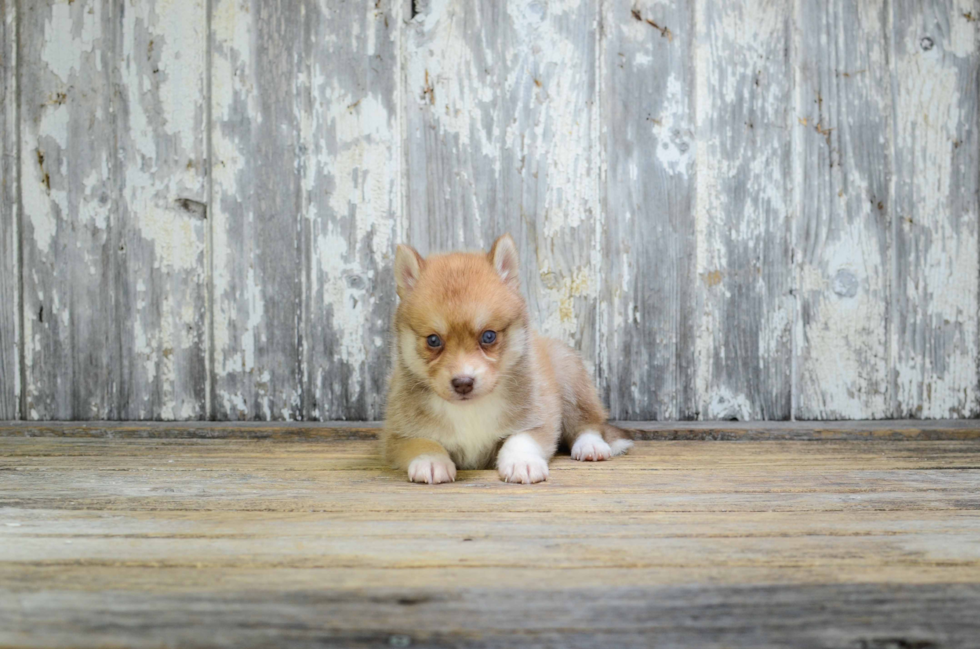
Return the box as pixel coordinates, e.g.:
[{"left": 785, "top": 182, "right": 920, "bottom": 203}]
[{"left": 452, "top": 376, "right": 475, "bottom": 395}]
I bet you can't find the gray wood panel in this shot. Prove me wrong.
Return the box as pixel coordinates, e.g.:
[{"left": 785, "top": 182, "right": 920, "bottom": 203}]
[
  {"left": 795, "top": 0, "right": 892, "bottom": 419},
  {"left": 19, "top": 0, "right": 209, "bottom": 420},
  {"left": 600, "top": 0, "right": 697, "bottom": 420},
  {"left": 0, "top": 0, "right": 18, "bottom": 419},
  {"left": 210, "top": 0, "right": 306, "bottom": 420},
  {"left": 20, "top": 0, "right": 120, "bottom": 419},
  {"left": 693, "top": 0, "right": 795, "bottom": 420},
  {"left": 891, "top": 0, "right": 979, "bottom": 418},
  {"left": 404, "top": 0, "right": 600, "bottom": 369},
  {"left": 4, "top": 0, "right": 980, "bottom": 422},
  {"left": 115, "top": 0, "right": 209, "bottom": 419},
  {"left": 303, "top": 0, "right": 402, "bottom": 421},
  {"left": 211, "top": 0, "right": 402, "bottom": 421}
]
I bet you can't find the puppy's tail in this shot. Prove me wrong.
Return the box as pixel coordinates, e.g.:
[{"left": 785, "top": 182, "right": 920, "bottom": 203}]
[{"left": 600, "top": 422, "right": 634, "bottom": 456}]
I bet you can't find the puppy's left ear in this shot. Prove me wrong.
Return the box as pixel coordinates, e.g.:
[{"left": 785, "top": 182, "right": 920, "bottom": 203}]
[{"left": 489, "top": 234, "right": 520, "bottom": 291}]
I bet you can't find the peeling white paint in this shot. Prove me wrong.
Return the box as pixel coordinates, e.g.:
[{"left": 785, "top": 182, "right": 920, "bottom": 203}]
[
  {"left": 537, "top": 265, "right": 597, "bottom": 343},
  {"left": 694, "top": 0, "right": 793, "bottom": 419},
  {"left": 652, "top": 74, "right": 692, "bottom": 177},
  {"left": 892, "top": 7, "right": 978, "bottom": 417},
  {"left": 705, "top": 387, "right": 753, "bottom": 421},
  {"left": 41, "top": 2, "right": 98, "bottom": 83},
  {"left": 11, "top": 0, "right": 979, "bottom": 422}
]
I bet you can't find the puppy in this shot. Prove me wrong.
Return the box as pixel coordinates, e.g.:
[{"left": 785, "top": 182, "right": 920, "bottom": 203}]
[{"left": 383, "top": 234, "right": 633, "bottom": 484}]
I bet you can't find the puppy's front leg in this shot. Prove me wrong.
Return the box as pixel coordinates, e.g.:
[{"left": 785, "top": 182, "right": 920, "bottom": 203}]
[
  {"left": 497, "top": 431, "right": 552, "bottom": 484},
  {"left": 385, "top": 434, "right": 456, "bottom": 484}
]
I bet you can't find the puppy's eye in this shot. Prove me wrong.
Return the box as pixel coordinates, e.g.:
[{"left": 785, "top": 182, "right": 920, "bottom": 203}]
[
  {"left": 426, "top": 334, "right": 442, "bottom": 348},
  {"left": 480, "top": 330, "right": 497, "bottom": 345}
]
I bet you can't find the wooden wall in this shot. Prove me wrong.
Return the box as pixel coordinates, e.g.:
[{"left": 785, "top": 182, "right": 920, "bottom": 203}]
[{"left": 1, "top": 0, "right": 977, "bottom": 421}]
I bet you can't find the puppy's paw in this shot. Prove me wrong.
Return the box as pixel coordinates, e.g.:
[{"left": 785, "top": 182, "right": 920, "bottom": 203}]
[
  {"left": 571, "top": 431, "right": 612, "bottom": 462},
  {"left": 498, "top": 455, "right": 549, "bottom": 484},
  {"left": 407, "top": 455, "right": 457, "bottom": 484}
]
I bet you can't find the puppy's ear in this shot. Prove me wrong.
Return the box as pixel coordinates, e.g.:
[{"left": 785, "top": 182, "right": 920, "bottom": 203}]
[
  {"left": 489, "top": 234, "right": 520, "bottom": 291},
  {"left": 394, "top": 244, "right": 424, "bottom": 298}
]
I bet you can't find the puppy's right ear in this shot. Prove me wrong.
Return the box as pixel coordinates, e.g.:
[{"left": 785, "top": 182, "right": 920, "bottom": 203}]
[{"left": 394, "top": 244, "right": 424, "bottom": 298}]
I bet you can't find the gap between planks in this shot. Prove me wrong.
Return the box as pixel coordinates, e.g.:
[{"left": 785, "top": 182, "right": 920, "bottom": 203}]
[{"left": 2, "top": 420, "right": 980, "bottom": 441}]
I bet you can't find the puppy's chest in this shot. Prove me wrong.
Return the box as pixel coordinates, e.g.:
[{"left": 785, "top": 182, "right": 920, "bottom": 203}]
[{"left": 428, "top": 395, "right": 514, "bottom": 469}]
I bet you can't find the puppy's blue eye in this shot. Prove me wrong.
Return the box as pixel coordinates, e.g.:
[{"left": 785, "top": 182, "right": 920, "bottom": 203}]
[
  {"left": 481, "top": 330, "right": 497, "bottom": 345},
  {"left": 426, "top": 334, "right": 442, "bottom": 348}
]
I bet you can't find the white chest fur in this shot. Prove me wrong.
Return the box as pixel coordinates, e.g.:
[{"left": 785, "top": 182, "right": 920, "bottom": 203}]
[{"left": 425, "top": 391, "right": 513, "bottom": 469}]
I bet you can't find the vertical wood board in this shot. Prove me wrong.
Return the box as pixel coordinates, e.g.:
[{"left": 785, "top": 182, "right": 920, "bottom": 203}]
[
  {"left": 891, "top": 0, "right": 979, "bottom": 418},
  {"left": 0, "top": 0, "right": 18, "bottom": 419},
  {"left": 600, "top": 0, "right": 697, "bottom": 420},
  {"left": 794, "top": 0, "right": 892, "bottom": 419},
  {"left": 115, "top": 0, "right": 209, "bottom": 419},
  {"left": 303, "top": 0, "right": 402, "bottom": 421},
  {"left": 20, "top": 0, "right": 120, "bottom": 419},
  {"left": 211, "top": 0, "right": 306, "bottom": 420},
  {"left": 694, "top": 0, "right": 795, "bottom": 420},
  {"left": 19, "top": 0, "right": 209, "bottom": 420}
]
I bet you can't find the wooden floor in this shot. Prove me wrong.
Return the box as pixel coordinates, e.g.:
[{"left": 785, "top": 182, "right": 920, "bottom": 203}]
[{"left": 3, "top": 422, "right": 980, "bottom": 648}]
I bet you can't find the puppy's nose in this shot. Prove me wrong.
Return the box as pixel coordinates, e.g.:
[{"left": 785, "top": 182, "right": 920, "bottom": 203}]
[{"left": 451, "top": 376, "right": 475, "bottom": 395}]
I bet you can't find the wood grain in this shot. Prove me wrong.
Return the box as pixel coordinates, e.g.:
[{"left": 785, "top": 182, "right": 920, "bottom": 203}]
[
  {"left": 2, "top": 0, "right": 979, "bottom": 422},
  {"left": 115, "top": 0, "right": 209, "bottom": 419},
  {"left": 694, "top": 0, "right": 794, "bottom": 420},
  {"left": 2, "top": 436, "right": 979, "bottom": 646},
  {"left": 211, "top": 0, "right": 402, "bottom": 421},
  {"left": 18, "top": 0, "right": 208, "bottom": 420},
  {"left": 20, "top": 0, "right": 120, "bottom": 419},
  {"left": 795, "top": 0, "right": 893, "bottom": 419},
  {"left": 891, "top": 0, "right": 979, "bottom": 418},
  {"left": 303, "top": 0, "right": 402, "bottom": 421},
  {"left": 600, "top": 0, "right": 697, "bottom": 420},
  {"left": 404, "top": 0, "right": 601, "bottom": 371},
  {"left": 210, "top": 0, "right": 306, "bottom": 420},
  {"left": 0, "top": 0, "right": 17, "bottom": 419}
]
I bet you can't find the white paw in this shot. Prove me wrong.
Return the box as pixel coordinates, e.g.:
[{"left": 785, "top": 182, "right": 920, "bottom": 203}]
[
  {"left": 407, "top": 455, "right": 456, "bottom": 484},
  {"left": 498, "top": 454, "right": 549, "bottom": 484},
  {"left": 571, "top": 431, "right": 612, "bottom": 461},
  {"left": 497, "top": 433, "right": 551, "bottom": 484}
]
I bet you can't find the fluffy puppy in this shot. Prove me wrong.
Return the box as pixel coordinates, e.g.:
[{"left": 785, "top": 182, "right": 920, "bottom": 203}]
[{"left": 383, "top": 234, "right": 632, "bottom": 484}]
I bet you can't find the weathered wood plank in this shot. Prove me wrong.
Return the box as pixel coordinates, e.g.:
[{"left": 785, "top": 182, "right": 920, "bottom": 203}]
[
  {"left": 3, "top": 584, "right": 978, "bottom": 649},
  {"left": 694, "top": 0, "right": 794, "bottom": 420},
  {"left": 404, "top": 0, "right": 601, "bottom": 366},
  {"left": 115, "top": 0, "right": 209, "bottom": 419},
  {"left": 19, "top": 0, "right": 209, "bottom": 420},
  {"left": 7, "top": 515, "right": 980, "bottom": 567},
  {"left": 6, "top": 437, "right": 980, "bottom": 469},
  {"left": 1, "top": 436, "right": 979, "bottom": 646},
  {"left": 600, "top": 1, "right": 696, "bottom": 420},
  {"left": 20, "top": 0, "right": 120, "bottom": 419},
  {"left": 891, "top": 0, "right": 979, "bottom": 418},
  {"left": 5, "top": 440, "right": 980, "bottom": 516},
  {"left": 210, "top": 0, "right": 306, "bottom": 420},
  {"left": 795, "top": 0, "right": 892, "bottom": 419},
  {"left": 0, "top": 0, "right": 18, "bottom": 419},
  {"left": 302, "top": 1, "right": 401, "bottom": 421}
]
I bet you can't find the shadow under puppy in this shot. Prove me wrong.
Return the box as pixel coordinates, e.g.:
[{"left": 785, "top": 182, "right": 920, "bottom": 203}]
[{"left": 383, "top": 234, "right": 633, "bottom": 484}]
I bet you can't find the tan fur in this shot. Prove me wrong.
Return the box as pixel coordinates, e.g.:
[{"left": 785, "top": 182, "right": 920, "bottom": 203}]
[{"left": 383, "top": 234, "right": 632, "bottom": 484}]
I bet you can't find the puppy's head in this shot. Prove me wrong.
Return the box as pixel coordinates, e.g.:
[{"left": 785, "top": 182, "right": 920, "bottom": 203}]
[{"left": 394, "top": 234, "right": 528, "bottom": 403}]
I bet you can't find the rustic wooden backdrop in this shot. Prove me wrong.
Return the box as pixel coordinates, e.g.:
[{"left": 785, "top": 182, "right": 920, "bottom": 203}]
[{"left": 1, "top": 0, "right": 978, "bottom": 422}]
